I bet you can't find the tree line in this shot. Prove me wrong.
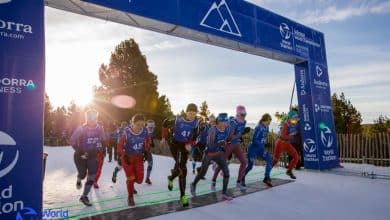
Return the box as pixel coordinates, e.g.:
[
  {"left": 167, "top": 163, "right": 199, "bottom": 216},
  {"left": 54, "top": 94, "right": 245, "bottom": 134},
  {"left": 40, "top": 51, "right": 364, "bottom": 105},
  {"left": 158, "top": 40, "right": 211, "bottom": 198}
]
[{"left": 43, "top": 38, "right": 389, "bottom": 145}]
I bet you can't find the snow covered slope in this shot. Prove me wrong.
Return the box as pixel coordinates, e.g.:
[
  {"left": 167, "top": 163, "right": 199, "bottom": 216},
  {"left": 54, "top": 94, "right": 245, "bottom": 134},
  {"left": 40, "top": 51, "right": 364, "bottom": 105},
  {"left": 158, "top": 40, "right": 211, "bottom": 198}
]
[{"left": 43, "top": 146, "right": 390, "bottom": 220}]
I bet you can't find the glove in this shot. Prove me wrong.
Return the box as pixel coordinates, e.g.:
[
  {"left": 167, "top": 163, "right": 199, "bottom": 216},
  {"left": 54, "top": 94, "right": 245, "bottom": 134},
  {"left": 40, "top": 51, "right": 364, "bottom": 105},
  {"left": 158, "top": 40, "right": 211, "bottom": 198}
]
[
  {"left": 143, "top": 152, "right": 148, "bottom": 162},
  {"left": 81, "top": 152, "right": 88, "bottom": 160},
  {"left": 185, "top": 144, "right": 192, "bottom": 152}
]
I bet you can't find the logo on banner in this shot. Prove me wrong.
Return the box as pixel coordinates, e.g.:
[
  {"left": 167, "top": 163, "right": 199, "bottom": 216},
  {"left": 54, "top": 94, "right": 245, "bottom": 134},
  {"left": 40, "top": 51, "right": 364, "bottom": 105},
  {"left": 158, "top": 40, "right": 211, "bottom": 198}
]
[
  {"left": 279, "top": 23, "right": 291, "bottom": 40},
  {"left": 313, "top": 65, "right": 329, "bottom": 90},
  {"left": 314, "top": 104, "right": 332, "bottom": 113},
  {"left": 316, "top": 65, "right": 323, "bottom": 77},
  {"left": 0, "top": 0, "right": 12, "bottom": 4},
  {"left": 302, "top": 104, "right": 310, "bottom": 122},
  {"left": 0, "top": 77, "right": 36, "bottom": 94},
  {"left": 0, "top": 131, "right": 19, "bottom": 179},
  {"left": 304, "top": 123, "right": 312, "bottom": 131},
  {"left": 0, "top": 18, "right": 32, "bottom": 40},
  {"left": 279, "top": 23, "right": 293, "bottom": 50},
  {"left": 319, "top": 122, "right": 333, "bottom": 148},
  {"left": 200, "top": 0, "right": 242, "bottom": 37},
  {"left": 304, "top": 138, "right": 316, "bottom": 153},
  {"left": 15, "top": 207, "right": 38, "bottom": 220},
  {"left": 298, "top": 69, "right": 307, "bottom": 96}
]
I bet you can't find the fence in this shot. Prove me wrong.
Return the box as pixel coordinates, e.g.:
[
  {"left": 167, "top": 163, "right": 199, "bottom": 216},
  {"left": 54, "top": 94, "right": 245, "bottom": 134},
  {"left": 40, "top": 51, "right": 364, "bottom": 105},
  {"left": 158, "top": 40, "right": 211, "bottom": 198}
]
[
  {"left": 338, "top": 133, "right": 390, "bottom": 166},
  {"left": 46, "top": 132, "right": 390, "bottom": 167}
]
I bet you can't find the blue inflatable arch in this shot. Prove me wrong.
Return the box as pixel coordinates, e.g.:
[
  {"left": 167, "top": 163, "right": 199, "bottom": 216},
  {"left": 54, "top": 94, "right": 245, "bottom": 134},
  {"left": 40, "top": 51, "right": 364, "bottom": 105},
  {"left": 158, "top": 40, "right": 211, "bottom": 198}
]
[{"left": 0, "top": 0, "right": 339, "bottom": 218}]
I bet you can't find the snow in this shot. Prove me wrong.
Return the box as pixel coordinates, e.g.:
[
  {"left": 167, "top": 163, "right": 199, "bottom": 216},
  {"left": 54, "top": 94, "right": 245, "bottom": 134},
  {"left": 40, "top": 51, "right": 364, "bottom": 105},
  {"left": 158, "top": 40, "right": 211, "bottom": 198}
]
[{"left": 43, "top": 146, "right": 390, "bottom": 220}]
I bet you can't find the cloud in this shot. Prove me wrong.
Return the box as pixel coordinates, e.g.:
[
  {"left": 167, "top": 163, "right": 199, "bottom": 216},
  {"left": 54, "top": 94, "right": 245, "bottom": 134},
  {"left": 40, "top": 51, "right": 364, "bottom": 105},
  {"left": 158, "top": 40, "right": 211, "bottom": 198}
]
[
  {"left": 330, "top": 62, "right": 390, "bottom": 89},
  {"left": 248, "top": 0, "right": 390, "bottom": 24},
  {"left": 45, "top": 8, "right": 192, "bottom": 53},
  {"left": 301, "top": 2, "right": 390, "bottom": 24},
  {"left": 329, "top": 61, "right": 390, "bottom": 123}
]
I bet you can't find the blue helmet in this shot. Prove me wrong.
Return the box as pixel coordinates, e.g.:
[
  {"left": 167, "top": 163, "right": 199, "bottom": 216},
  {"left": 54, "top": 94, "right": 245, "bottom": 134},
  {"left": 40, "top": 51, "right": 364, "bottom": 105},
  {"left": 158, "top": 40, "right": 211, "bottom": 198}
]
[
  {"left": 216, "top": 113, "right": 229, "bottom": 123},
  {"left": 287, "top": 110, "right": 299, "bottom": 120}
]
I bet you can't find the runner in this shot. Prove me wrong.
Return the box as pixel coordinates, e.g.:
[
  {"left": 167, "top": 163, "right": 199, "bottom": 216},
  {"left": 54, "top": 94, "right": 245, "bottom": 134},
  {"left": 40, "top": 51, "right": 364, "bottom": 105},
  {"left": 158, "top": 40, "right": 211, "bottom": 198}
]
[
  {"left": 272, "top": 110, "right": 300, "bottom": 179},
  {"left": 112, "top": 121, "right": 128, "bottom": 183},
  {"left": 242, "top": 113, "right": 273, "bottom": 187},
  {"left": 69, "top": 109, "right": 108, "bottom": 206},
  {"left": 212, "top": 105, "right": 250, "bottom": 192},
  {"left": 117, "top": 114, "right": 150, "bottom": 206},
  {"left": 190, "top": 113, "right": 232, "bottom": 200},
  {"left": 144, "top": 119, "right": 156, "bottom": 185},
  {"left": 160, "top": 103, "right": 200, "bottom": 207}
]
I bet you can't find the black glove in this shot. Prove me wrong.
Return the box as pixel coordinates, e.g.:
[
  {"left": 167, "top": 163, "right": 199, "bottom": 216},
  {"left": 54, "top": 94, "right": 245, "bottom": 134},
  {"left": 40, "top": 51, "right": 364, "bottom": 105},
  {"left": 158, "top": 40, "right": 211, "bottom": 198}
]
[{"left": 143, "top": 152, "right": 148, "bottom": 162}]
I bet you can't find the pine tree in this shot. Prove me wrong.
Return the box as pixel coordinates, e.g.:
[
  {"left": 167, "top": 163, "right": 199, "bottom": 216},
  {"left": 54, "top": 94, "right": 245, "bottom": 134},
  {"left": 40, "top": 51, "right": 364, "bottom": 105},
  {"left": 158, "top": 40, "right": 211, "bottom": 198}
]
[
  {"left": 371, "top": 115, "right": 390, "bottom": 133},
  {"left": 93, "top": 38, "right": 172, "bottom": 126},
  {"left": 331, "top": 92, "right": 362, "bottom": 134},
  {"left": 44, "top": 93, "right": 54, "bottom": 138},
  {"left": 199, "top": 101, "right": 210, "bottom": 119}
]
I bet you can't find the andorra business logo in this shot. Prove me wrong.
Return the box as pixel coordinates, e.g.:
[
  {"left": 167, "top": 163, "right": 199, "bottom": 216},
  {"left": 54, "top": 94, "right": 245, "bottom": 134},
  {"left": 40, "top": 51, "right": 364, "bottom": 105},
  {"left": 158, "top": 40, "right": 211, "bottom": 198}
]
[
  {"left": 316, "top": 65, "right": 323, "bottom": 77},
  {"left": 0, "top": 77, "right": 36, "bottom": 94}
]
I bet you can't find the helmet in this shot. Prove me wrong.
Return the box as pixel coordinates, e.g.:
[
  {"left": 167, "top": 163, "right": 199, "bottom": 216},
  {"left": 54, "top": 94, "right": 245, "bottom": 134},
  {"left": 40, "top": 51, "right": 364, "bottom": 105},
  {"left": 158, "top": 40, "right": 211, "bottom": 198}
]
[
  {"left": 216, "top": 113, "right": 229, "bottom": 123},
  {"left": 85, "top": 109, "right": 98, "bottom": 122},
  {"left": 132, "top": 114, "right": 145, "bottom": 123},
  {"left": 236, "top": 105, "right": 247, "bottom": 116},
  {"left": 208, "top": 114, "right": 216, "bottom": 122},
  {"left": 186, "top": 103, "right": 198, "bottom": 112},
  {"left": 287, "top": 110, "right": 299, "bottom": 119}
]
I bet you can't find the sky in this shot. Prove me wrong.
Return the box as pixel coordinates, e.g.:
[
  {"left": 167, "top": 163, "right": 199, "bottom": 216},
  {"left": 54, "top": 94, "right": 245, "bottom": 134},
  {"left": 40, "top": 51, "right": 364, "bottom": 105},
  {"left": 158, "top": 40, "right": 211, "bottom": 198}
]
[{"left": 45, "top": 0, "right": 390, "bottom": 124}]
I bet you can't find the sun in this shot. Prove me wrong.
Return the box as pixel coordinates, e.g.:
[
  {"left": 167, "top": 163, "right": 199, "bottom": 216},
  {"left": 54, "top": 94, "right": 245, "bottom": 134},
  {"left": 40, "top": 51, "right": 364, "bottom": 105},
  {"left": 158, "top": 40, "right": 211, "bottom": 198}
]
[{"left": 74, "top": 90, "right": 93, "bottom": 107}]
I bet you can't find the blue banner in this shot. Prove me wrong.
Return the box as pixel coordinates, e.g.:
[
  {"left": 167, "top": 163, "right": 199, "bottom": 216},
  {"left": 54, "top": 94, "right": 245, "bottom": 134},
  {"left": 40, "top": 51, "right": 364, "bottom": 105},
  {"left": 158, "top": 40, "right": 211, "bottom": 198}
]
[
  {"left": 312, "top": 94, "right": 340, "bottom": 169},
  {"left": 83, "top": 0, "right": 324, "bottom": 61},
  {"left": 0, "top": 0, "right": 44, "bottom": 219},
  {"left": 82, "top": 0, "right": 339, "bottom": 170},
  {"left": 295, "top": 61, "right": 339, "bottom": 169},
  {"left": 295, "top": 62, "right": 320, "bottom": 169}
]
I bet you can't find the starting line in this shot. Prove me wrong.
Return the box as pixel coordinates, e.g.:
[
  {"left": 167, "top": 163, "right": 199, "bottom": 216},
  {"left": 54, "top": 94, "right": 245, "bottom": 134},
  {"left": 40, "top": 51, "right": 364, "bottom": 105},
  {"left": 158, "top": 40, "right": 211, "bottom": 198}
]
[{"left": 79, "top": 178, "right": 293, "bottom": 220}]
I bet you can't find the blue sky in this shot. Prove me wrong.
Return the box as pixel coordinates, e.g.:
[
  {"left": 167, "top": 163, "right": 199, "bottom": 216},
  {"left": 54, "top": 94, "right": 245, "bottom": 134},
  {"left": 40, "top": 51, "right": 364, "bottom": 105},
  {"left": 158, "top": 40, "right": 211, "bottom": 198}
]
[{"left": 45, "top": 0, "right": 390, "bottom": 124}]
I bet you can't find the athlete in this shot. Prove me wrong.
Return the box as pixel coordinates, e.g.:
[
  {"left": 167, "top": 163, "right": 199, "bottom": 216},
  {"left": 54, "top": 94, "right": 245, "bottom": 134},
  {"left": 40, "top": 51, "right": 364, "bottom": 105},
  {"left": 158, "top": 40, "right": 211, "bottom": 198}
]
[
  {"left": 112, "top": 121, "right": 128, "bottom": 183},
  {"left": 272, "top": 110, "right": 300, "bottom": 179},
  {"left": 212, "top": 105, "right": 250, "bottom": 192},
  {"left": 144, "top": 119, "right": 156, "bottom": 185},
  {"left": 160, "top": 103, "right": 200, "bottom": 207},
  {"left": 192, "top": 117, "right": 208, "bottom": 176},
  {"left": 242, "top": 113, "right": 273, "bottom": 187},
  {"left": 69, "top": 109, "right": 108, "bottom": 206},
  {"left": 190, "top": 113, "right": 232, "bottom": 200},
  {"left": 117, "top": 114, "right": 150, "bottom": 206}
]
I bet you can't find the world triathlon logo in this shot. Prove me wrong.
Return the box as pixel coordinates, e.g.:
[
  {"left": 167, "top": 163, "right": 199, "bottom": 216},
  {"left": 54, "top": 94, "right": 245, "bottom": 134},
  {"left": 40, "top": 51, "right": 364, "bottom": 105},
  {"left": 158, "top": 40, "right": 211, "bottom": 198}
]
[
  {"left": 0, "top": 131, "right": 19, "bottom": 179},
  {"left": 0, "top": 0, "right": 12, "bottom": 4},
  {"left": 303, "top": 138, "right": 316, "bottom": 153},
  {"left": 319, "top": 122, "right": 333, "bottom": 148},
  {"left": 279, "top": 23, "right": 291, "bottom": 40}
]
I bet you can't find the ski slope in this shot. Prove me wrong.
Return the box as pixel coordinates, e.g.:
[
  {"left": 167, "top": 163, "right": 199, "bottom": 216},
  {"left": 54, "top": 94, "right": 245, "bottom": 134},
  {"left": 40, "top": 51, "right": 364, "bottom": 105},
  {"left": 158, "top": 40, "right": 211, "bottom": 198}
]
[{"left": 43, "top": 146, "right": 390, "bottom": 220}]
